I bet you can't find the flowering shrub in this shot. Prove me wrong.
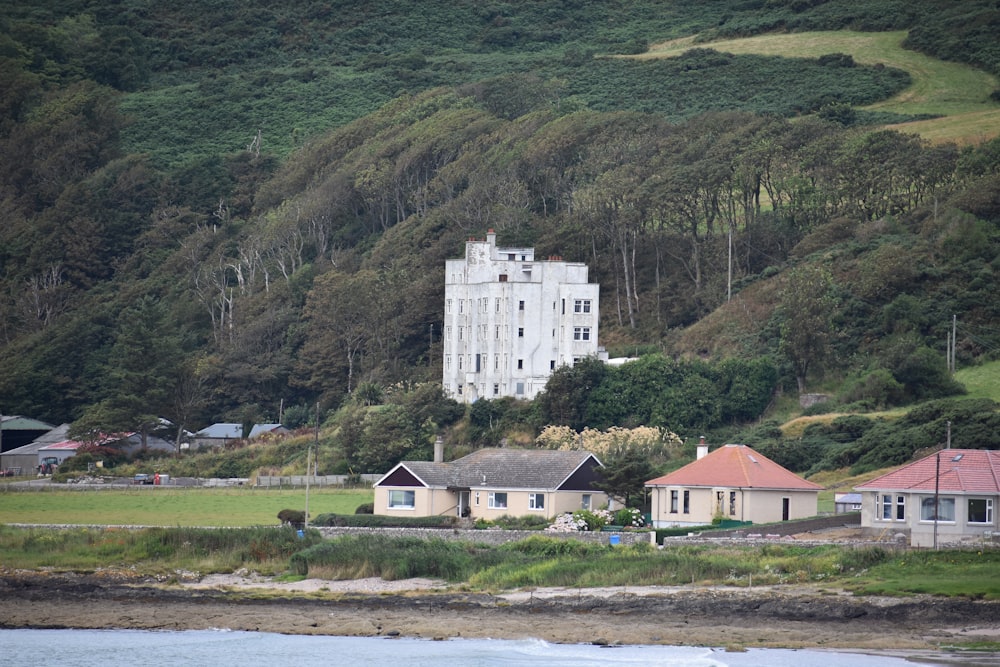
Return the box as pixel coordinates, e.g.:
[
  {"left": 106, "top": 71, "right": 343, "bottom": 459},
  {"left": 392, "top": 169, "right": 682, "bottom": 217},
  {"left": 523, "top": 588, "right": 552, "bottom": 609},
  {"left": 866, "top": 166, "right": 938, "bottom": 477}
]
[
  {"left": 614, "top": 507, "right": 644, "bottom": 528},
  {"left": 546, "top": 509, "right": 615, "bottom": 532},
  {"left": 535, "top": 425, "right": 682, "bottom": 463}
]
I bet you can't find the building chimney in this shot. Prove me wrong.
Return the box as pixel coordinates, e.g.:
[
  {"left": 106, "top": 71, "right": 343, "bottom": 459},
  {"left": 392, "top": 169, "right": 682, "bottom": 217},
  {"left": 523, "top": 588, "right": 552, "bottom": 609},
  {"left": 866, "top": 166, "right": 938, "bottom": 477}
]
[
  {"left": 696, "top": 436, "right": 708, "bottom": 460},
  {"left": 433, "top": 436, "right": 444, "bottom": 463}
]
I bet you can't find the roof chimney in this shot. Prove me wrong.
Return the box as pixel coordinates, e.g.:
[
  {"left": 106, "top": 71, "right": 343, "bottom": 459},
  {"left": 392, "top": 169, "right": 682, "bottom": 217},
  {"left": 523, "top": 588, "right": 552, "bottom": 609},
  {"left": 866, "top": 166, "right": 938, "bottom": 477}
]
[
  {"left": 433, "top": 436, "right": 444, "bottom": 463},
  {"left": 696, "top": 436, "right": 709, "bottom": 460}
]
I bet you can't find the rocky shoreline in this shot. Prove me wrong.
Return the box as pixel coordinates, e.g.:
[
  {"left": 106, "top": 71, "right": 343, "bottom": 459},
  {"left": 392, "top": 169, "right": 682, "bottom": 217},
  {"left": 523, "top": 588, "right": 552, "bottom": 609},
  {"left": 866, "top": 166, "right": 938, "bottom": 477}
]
[{"left": 2, "top": 572, "right": 999, "bottom": 665}]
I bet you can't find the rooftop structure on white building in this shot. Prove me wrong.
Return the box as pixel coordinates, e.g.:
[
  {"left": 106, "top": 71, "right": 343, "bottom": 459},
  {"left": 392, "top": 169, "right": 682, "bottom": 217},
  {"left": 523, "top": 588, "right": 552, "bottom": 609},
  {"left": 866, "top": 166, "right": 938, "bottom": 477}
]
[{"left": 443, "top": 229, "right": 604, "bottom": 403}]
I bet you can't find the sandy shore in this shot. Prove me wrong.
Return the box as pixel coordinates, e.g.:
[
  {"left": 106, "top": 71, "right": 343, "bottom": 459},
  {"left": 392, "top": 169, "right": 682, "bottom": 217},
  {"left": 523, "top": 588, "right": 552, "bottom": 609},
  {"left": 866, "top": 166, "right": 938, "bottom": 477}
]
[{"left": 2, "top": 570, "right": 1000, "bottom": 665}]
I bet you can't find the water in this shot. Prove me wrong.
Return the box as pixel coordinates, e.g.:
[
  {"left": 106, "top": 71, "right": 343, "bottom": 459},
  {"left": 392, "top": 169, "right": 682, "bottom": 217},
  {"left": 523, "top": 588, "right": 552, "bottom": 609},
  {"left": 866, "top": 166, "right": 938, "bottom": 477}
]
[{"left": 0, "top": 629, "right": 951, "bottom": 666}]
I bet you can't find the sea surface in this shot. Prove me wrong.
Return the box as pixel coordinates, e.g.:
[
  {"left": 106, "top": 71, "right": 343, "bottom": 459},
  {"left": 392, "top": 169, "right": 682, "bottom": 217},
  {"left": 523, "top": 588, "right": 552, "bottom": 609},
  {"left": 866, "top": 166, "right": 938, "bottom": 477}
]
[{"left": 0, "top": 629, "right": 954, "bottom": 666}]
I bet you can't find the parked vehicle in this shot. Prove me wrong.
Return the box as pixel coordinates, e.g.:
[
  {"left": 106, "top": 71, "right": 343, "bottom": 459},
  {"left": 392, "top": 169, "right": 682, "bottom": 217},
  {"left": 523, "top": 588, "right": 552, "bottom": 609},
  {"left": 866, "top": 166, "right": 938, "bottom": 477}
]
[{"left": 133, "top": 473, "right": 153, "bottom": 485}]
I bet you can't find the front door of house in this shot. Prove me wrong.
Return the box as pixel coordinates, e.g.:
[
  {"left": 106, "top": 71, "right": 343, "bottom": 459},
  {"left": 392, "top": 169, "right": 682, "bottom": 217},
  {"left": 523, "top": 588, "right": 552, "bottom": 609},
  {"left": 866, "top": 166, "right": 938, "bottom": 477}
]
[{"left": 459, "top": 491, "right": 470, "bottom": 517}]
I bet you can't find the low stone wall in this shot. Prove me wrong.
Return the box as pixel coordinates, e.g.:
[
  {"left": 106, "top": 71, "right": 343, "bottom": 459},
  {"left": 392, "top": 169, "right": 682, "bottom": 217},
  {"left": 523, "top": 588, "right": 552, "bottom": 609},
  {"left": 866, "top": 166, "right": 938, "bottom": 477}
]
[
  {"left": 256, "top": 474, "right": 378, "bottom": 488},
  {"left": 697, "top": 512, "right": 861, "bottom": 539},
  {"left": 315, "top": 525, "right": 656, "bottom": 546}
]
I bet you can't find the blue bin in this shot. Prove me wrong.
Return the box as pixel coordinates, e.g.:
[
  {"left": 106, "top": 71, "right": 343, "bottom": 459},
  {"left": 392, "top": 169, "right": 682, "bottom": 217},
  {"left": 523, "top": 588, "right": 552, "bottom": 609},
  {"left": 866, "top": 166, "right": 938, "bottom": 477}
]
[
  {"left": 609, "top": 534, "right": 620, "bottom": 546},
  {"left": 296, "top": 529, "right": 304, "bottom": 539}
]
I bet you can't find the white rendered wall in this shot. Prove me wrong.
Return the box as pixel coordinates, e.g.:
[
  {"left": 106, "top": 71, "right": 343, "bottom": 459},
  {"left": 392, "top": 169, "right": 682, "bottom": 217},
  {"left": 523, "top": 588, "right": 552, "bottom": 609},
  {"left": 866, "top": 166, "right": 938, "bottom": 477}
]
[{"left": 443, "top": 231, "right": 600, "bottom": 402}]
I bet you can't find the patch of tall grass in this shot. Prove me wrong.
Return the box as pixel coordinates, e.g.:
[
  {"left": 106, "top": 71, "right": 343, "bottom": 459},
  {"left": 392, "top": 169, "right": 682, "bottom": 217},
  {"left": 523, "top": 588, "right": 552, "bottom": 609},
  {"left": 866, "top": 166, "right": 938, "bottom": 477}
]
[
  {"left": 0, "top": 525, "right": 322, "bottom": 575},
  {"left": 289, "top": 535, "right": 478, "bottom": 580}
]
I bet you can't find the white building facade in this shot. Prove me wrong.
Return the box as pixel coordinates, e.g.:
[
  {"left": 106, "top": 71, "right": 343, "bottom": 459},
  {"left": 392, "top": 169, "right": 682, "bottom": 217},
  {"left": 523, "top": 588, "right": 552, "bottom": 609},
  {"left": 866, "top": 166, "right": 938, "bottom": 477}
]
[{"left": 443, "top": 230, "right": 601, "bottom": 403}]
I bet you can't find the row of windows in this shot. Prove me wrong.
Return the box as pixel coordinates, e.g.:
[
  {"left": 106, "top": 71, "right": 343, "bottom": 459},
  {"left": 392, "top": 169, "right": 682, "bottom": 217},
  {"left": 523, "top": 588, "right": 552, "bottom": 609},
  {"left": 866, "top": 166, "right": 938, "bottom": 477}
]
[
  {"left": 388, "top": 490, "right": 594, "bottom": 511},
  {"left": 877, "top": 495, "right": 994, "bottom": 524},
  {"left": 444, "top": 325, "right": 591, "bottom": 342},
  {"left": 446, "top": 298, "right": 593, "bottom": 315}
]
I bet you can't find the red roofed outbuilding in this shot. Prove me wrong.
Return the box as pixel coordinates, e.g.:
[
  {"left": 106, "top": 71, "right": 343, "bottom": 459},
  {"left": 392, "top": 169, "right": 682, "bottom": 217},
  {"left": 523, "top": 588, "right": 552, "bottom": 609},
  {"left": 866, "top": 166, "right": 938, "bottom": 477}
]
[
  {"left": 855, "top": 449, "right": 999, "bottom": 547},
  {"left": 645, "top": 441, "right": 822, "bottom": 528}
]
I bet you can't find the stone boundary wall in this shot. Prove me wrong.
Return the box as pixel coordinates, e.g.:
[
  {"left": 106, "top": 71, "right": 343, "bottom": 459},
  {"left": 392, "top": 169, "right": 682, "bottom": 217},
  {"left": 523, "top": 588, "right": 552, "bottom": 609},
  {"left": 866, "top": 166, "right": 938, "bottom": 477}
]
[
  {"left": 689, "top": 512, "right": 861, "bottom": 539},
  {"left": 256, "top": 475, "right": 378, "bottom": 488},
  {"left": 315, "top": 525, "right": 656, "bottom": 546}
]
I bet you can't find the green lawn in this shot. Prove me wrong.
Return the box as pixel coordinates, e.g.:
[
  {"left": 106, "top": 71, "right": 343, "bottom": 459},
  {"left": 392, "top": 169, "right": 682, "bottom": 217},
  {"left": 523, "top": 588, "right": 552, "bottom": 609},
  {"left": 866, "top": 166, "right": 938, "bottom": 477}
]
[
  {"left": 636, "top": 30, "right": 1000, "bottom": 143},
  {"left": 954, "top": 359, "right": 1000, "bottom": 402},
  {"left": 0, "top": 487, "right": 374, "bottom": 527}
]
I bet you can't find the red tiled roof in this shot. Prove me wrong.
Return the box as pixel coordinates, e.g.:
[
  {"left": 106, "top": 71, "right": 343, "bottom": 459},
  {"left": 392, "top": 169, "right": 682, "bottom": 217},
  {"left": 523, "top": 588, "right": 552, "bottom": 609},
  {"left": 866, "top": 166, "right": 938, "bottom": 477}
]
[
  {"left": 855, "top": 449, "right": 1000, "bottom": 494},
  {"left": 646, "top": 444, "right": 822, "bottom": 490}
]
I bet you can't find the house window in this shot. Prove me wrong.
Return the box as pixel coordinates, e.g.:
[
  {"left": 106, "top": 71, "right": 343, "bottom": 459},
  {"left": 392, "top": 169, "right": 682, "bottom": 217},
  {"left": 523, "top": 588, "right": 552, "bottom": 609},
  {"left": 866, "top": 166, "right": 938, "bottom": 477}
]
[
  {"left": 458, "top": 328, "right": 463, "bottom": 340},
  {"left": 458, "top": 356, "right": 463, "bottom": 370},
  {"left": 475, "top": 492, "right": 480, "bottom": 506},
  {"left": 517, "top": 359, "right": 523, "bottom": 369},
  {"left": 496, "top": 298, "right": 501, "bottom": 313},
  {"left": 880, "top": 494, "right": 905, "bottom": 521},
  {"left": 920, "top": 496, "right": 955, "bottom": 522},
  {"left": 519, "top": 300, "right": 525, "bottom": 311},
  {"left": 488, "top": 492, "right": 508, "bottom": 509},
  {"left": 683, "top": 490, "right": 690, "bottom": 514},
  {"left": 518, "top": 327, "right": 524, "bottom": 338},
  {"left": 494, "top": 354, "right": 500, "bottom": 370},
  {"left": 446, "top": 356, "right": 451, "bottom": 370},
  {"left": 495, "top": 326, "right": 500, "bottom": 340},
  {"left": 499, "top": 274, "right": 508, "bottom": 282},
  {"left": 459, "top": 300, "right": 463, "bottom": 313},
  {"left": 550, "top": 360, "right": 555, "bottom": 370},
  {"left": 670, "top": 490, "right": 678, "bottom": 514},
  {"left": 515, "top": 382, "right": 524, "bottom": 395},
  {"left": 574, "top": 299, "right": 591, "bottom": 313},
  {"left": 493, "top": 384, "right": 499, "bottom": 395},
  {"left": 446, "top": 299, "right": 452, "bottom": 313},
  {"left": 581, "top": 494, "right": 592, "bottom": 510},
  {"left": 729, "top": 491, "right": 737, "bottom": 516},
  {"left": 968, "top": 498, "right": 994, "bottom": 524},
  {"left": 388, "top": 490, "right": 415, "bottom": 509},
  {"left": 573, "top": 327, "right": 591, "bottom": 341},
  {"left": 529, "top": 493, "right": 545, "bottom": 510}
]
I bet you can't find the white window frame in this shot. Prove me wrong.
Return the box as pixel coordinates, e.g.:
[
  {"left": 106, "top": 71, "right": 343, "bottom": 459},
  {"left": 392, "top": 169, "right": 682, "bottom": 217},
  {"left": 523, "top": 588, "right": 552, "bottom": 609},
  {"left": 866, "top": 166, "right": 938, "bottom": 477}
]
[
  {"left": 574, "top": 299, "right": 591, "bottom": 313},
  {"left": 968, "top": 498, "right": 994, "bottom": 525},
  {"left": 920, "top": 496, "right": 956, "bottom": 523},
  {"left": 581, "top": 493, "right": 592, "bottom": 510},
  {"left": 528, "top": 493, "right": 545, "bottom": 510},
  {"left": 387, "top": 489, "right": 415, "bottom": 509},
  {"left": 488, "top": 492, "right": 508, "bottom": 510},
  {"left": 573, "top": 327, "right": 591, "bottom": 341}
]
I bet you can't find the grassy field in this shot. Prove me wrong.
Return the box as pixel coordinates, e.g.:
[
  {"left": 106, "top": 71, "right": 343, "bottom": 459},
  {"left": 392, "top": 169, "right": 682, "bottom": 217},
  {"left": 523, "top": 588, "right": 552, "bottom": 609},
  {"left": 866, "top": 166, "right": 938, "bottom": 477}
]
[
  {"left": 635, "top": 30, "right": 1000, "bottom": 144},
  {"left": 954, "top": 359, "right": 1000, "bottom": 402},
  {"left": 0, "top": 487, "right": 374, "bottom": 527}
]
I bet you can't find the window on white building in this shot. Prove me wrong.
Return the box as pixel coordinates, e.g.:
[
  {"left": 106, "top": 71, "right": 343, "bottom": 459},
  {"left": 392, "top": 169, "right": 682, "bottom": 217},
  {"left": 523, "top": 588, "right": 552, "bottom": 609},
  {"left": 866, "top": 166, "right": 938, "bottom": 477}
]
[
  {"left": 446, "top": 299, "right": 452, "bottom": 313},
  {"left": 446, "top": 356, "right": 451, "bottom": 369},
  {"left": 496, "top": 298, "right": 501, "bottom": 313},
  {"left": 458, "top": 356, "right": 463, "bottom": 370},
  {"left": 573, "top": 327, "right": 591, "bottom": 341},
  {"left": 493, "top": 384, "right": 499, "bottom": 395},
  {"left": 683, "top": 490, "right": 690, "bottom": 514},
  {"left": 516, "top": 382, "right": 524, "bottom": 395},
  {"left": 528, "top": 493, "right": 545, "bottom": 510},
  {"left": 517, "top": 359, "right": 523, "bottom": 369},
  {"left": 518, "top": 327, "right": 524, "bottom": 337},
  {"left": 488, "top": 492, "right": 508, "bottom": 509},
  {"left": 494, "top": 354, "right": 500, "bottom": 370},
  {"left": 458, "top": 300, "right": 463, "bottom": 313},
  {"left": 388, "top": 490, "right": 415, "bottom": 509},
  {"left": 458, "top": 328, "right": 463, "bottom": 340},
  {"left": 519, "top": 300, "right": 525, "bottom": 310},
  {"left": 574, "top": 299, "right": 591, "bottom": 313},
  {"left": 969, "top": 498, "right": 994, "bottom": 524}
]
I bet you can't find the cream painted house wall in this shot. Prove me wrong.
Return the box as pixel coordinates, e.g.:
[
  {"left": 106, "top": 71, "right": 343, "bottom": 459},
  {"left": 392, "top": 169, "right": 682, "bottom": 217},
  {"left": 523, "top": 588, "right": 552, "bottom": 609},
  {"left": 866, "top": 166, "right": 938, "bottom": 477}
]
[{"left": 650, "top": 486, "right": 818, "bottom": 527}]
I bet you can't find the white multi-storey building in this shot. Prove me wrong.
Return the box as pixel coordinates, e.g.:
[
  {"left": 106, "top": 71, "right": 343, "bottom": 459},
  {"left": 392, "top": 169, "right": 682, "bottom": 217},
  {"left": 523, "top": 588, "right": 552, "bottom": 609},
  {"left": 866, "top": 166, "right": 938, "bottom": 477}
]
[{"left": 443, "top": 229, "right": 601, "bottom": 403}]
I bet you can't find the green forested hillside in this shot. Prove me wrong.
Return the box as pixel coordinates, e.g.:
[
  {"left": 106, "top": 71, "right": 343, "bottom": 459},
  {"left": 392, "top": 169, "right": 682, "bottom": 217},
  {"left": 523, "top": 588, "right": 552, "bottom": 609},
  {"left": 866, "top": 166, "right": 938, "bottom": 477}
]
[{"left": 1, "top": 1, "right": 999, "bottom": 478}]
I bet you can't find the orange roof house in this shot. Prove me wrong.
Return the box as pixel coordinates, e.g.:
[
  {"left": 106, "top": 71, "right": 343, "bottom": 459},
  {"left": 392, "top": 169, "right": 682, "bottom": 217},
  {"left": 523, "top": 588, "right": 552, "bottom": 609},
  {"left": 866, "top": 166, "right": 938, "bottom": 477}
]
[
  {"left": 645, "top": 441, "right": 821, "bottom": 528},
  {"left": 855, "top": 449, "right": 999, "bottom": 547}
]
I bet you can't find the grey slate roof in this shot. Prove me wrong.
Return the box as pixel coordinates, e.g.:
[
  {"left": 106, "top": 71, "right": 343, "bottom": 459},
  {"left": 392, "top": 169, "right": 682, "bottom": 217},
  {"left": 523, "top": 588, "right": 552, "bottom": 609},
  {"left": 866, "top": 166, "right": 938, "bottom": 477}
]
[{"left": 388, "top": 449, "right": 602, "bottom": 490}]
